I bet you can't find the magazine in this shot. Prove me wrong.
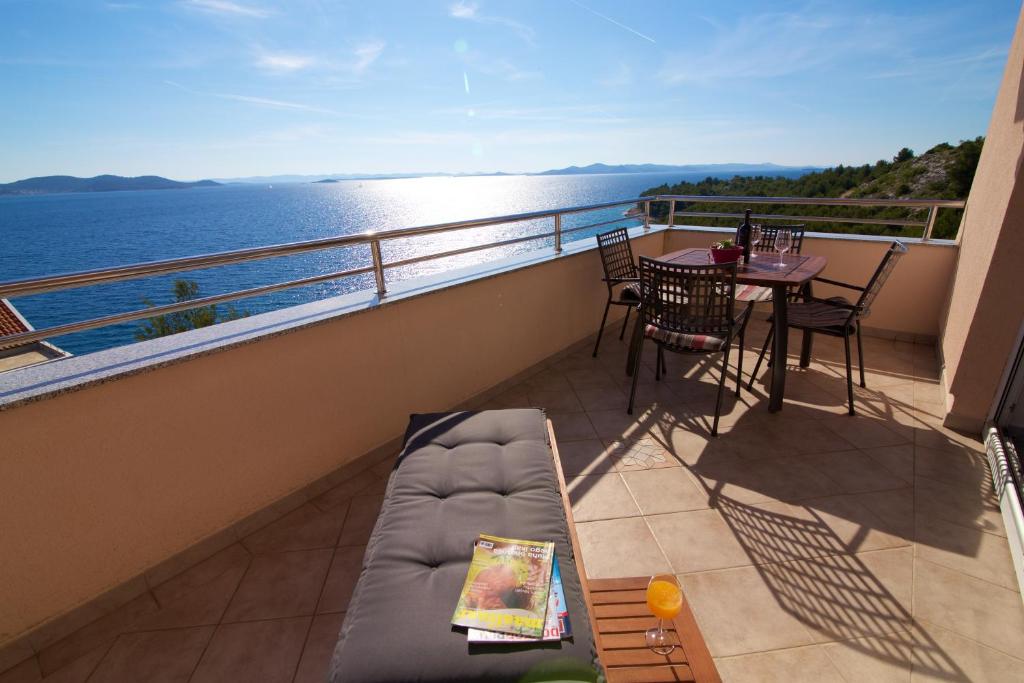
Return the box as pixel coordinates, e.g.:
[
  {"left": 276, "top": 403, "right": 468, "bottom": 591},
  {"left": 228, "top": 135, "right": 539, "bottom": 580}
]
[
  {"left": 468, "top": 553, "right": 572, "bottom": 643},
  {"left": 452, "top": 534, "right": 555, "bottom": 638}
]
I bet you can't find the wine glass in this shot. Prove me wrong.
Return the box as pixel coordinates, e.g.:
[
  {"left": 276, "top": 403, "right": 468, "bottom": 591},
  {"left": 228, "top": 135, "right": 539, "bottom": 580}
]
[
  {"left": 749, "top": 224, "right": 763, "bottom": 259},
  {"left": 775, "top": 228, "right": 792, "bottom": 267},
  {"left": 645, "top": 574, "right": 682, "bottom": 655}
]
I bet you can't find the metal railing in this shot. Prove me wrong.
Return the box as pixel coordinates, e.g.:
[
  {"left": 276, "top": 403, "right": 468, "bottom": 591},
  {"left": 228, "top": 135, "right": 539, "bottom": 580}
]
[
  {"left": 0, "top": 197, "right": 648, "bottom": 350},
  {"left": 657, "top": 195, "right": 966, "bottom": 241},
  {"left": 0, "top": 193, "right": 966, "bottom": 352}
]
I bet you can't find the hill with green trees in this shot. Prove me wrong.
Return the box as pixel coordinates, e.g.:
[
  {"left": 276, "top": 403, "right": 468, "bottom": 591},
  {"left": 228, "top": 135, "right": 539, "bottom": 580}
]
[{"left": 642, "top": 137, "right": 983, "bottom": 240}]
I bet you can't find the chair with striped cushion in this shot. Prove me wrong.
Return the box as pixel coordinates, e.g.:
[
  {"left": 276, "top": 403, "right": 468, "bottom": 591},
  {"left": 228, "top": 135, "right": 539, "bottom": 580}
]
[
  {"left": 748, "top": 241, "right": 908, "bottom": 415},
  {"left": 628, "top": 257, "right": 751, "bottom": 436},
  {"left": 593, "top": 227, "right": 642, "bottom": 357},
  {"left": 734, "top": 224, "right": 807, "bottom": 305}
]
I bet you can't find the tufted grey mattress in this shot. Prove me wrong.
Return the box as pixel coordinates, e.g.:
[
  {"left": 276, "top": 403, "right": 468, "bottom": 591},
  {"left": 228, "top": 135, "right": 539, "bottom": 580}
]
[{"left": 329, "top": 409, "right": 601, "bottom": 683}]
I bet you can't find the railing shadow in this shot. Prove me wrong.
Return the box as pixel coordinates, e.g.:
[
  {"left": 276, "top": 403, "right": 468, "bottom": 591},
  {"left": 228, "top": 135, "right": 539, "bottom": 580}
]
[{"left": 706, "top": 490, "right": 966, "bottom": 680}]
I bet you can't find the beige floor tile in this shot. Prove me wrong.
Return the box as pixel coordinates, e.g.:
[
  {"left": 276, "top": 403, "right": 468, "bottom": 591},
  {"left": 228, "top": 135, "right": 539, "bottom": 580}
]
[
  {"left": 223, "top": 549, "right": 332, "bottom": 622},
  {"left": 310, "top": 470, "right": 382, "bottom": 512},
  {"left": 191, "top": 618, "right": 310, "bottom": 683},
  {"left": 574, "top": 386, "right": 626, "bottom": 412},
  {"left": 915, "top": 475, "right": 1005, "bottom": 538},
  {"left": 680, "top": 564, "right": 816, "bottom": 657},
  {"left": 801, "top": 547, "right": 914, "bottom": 644},
  {"left": 586, "top": 409, "right": 648, "bottom": 440},
  {"left": 38, "top": 594, "right": 159, "bottom": 676},
  {"left": 648, "top": 509, "right": 752, "bottom": 574},
  {"left": 688, "top": 455, "right": 842, "bottom": 506},
  {"left": 337, "top": 494, "right": 384, "bottom": 546},
  {"left": 716, "top": 645, "right": 846, "bottom": 683},
  {"left": 862, "top": 444, "right": 915, "bottom": 484},
  {"left": 317, "top": 546, "right": 366, "bottom": 614},
  {"left": 798, "top": 450, "right": 909, "bottom": 494},
  {"left": 138, "top": 546, "right": 251, "bottom": 631},
  {"left": 528, "top": 389, "right": 584, "bottom": 413},
  {"left": 293, "top": 613, "right": 345, "bottom": 683},
  {"left": 911, "top": 619, "right": 1024, "bottom": 682},
  {"left": 574, "top": 518, "right": 671, "bottom": 579},
  {"left": 242, "top": 504, "right": 347, "bottom": 554},
  {"left": 88, "top": 627, "right": 214, "bottom": 683},
  {"left": 621, "top": 467, "right": 710, "bottom": 515},
  {"left": 915, "top": 445, "right": 990, "bottom": 488},
  {"left": 852, "top": 488, "right": 915, "bottom": 541},
  {"left": 817, "top": 414, "right": 910, "bottom": 449},
  {"left": 37, "top": 645, "right": 110, "bottom": 683},
  {"left": 914, "top": 515, "right": 1018, "bottom": 590},
  {"left": 821, "top": 635, "right": 913, "bottom": 682},
  {"left": 798, "top": 494, "right": 910, "bottom": 554},
  {"left": 548, "top": 412, "right": 599, "bottom": 441},
  {"left": 567, "top": 474, "right": 640, "bottom": 522},
  {"left": 556, "top": 439, "right": 617, "bottom": 476},
  {"left": 914, "top": 559, "right": 1024, "bottom": 658}
]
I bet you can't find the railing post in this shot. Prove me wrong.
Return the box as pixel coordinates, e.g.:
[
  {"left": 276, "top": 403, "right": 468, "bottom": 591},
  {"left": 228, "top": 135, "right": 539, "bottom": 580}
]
[
  {"left": 370, "top": 239, "right": 386, "bottom": 297},
  {"left": 643, "top": 200, "right": 651, "bottom": 231},
  {"left": 667, "top": 199, "right": 676, "bottom": 228},
  {"left": 922, "top": 205, "right": 938, "bottom": 242},
  {"left": 554, "top": 214, "right": 562, "bottom": 254}
]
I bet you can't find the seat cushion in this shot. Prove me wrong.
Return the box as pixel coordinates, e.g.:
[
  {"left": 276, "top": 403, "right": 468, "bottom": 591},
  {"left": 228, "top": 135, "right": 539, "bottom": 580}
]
[
  {"left": 329, "top": 410, "right": 599, "bottom": 683},
  {"left": 644, "top": 324, "right": 728, "bottom": 351},
  {"left": 735, "top": 284, "right": 773, "bottom": 303},
  {"left": 785, "top": 297, "right": 856, "bottom": 331},
  {"left": 619, "top": 281, "right": 641, "bottom": 301}
]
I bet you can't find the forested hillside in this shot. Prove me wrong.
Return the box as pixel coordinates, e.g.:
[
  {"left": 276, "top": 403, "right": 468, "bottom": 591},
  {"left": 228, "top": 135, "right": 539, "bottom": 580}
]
[{"left": 643, "top": 138, "right": 983, "bottom": 239}]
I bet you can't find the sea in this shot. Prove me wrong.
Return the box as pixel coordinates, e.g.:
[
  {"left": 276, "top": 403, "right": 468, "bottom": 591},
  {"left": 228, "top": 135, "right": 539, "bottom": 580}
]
[{"left": 0, "top": 171, "right": 805, "bottom": 355}]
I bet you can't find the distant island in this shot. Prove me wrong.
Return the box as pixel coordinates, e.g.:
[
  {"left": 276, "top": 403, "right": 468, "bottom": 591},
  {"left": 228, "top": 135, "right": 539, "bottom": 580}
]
[
  {"left": 536, "top": 162, "right": 821, "bottom": 176},
  {"left": 0, "top": 175, "right": 220, "bottom": 196},
  {"left": 217, "top": 163, "right": 820, "bottom": 185}
]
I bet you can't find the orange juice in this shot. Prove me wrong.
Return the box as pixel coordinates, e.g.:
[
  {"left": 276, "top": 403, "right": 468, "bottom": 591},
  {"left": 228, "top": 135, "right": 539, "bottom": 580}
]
[{"left": 646, "top": 579, "right": 682, "bottom": 620}]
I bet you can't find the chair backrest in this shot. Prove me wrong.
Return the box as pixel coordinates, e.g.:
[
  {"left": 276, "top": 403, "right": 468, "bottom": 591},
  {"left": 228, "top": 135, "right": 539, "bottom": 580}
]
[
  {"left": 754, "top": 224, "right": 806, "bottom": 254},
  {"left": 639, "top": 256, "right": 737, "bottom": 337},
  {"left": 596, "top": 227, "right": 637, "bottom": 283},
  {"left": 855, "top": 241, "right": 908, "bottom": 320}
]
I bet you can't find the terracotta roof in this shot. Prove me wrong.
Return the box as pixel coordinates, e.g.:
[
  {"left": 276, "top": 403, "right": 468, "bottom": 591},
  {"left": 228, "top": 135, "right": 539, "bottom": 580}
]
[{"left": 0, "top": 299, "right": 31, "bottom": 338}]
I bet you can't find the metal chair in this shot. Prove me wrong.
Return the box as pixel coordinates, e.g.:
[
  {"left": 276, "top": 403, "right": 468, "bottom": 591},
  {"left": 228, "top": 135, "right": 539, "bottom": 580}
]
[
  {"left": 593, "top": 227, "right": 641, "bottom": 357},
  {"left": 734, "top": 224, "right": 807, "bottom": 305},
  {"left": 748, "top": 241, "right": 909, "bottom": 415},
  {"left": 628, "top": 256, "right": 751, "bottom": 436}
]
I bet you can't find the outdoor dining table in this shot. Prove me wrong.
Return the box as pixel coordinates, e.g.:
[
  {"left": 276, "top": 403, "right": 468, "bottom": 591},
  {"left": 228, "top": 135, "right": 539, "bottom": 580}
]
[{"left": 627, "top": 247, "right": 828, "bottom": 413}]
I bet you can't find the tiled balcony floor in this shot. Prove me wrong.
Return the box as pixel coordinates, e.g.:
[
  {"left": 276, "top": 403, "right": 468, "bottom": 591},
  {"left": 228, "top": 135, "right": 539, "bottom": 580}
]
[{"left": 4, "top": 319, "right": 1023, "bottom": 682}]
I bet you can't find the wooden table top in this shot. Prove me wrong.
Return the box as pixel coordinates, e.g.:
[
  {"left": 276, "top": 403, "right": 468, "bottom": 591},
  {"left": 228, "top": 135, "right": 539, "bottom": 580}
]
[
  {"left": 590, "top": 577, "right": 721, "bottom": 683},
  {"left": 659, "top": 248, "right": 827, "bottom": 288}
]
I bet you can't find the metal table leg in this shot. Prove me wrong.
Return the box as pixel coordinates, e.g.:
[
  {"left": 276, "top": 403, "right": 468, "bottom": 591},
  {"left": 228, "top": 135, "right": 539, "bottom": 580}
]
[{"left": 769, "top": 284, "right": 788, "bottom": 412}]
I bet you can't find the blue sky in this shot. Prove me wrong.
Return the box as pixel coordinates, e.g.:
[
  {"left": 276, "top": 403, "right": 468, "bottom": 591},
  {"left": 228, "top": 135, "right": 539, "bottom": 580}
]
[{"left": 0, "top": 0, "right": 1018, "bottom": 181}]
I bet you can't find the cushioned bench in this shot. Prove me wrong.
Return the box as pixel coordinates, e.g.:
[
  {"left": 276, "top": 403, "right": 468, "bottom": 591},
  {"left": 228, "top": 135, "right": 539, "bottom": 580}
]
[{"left": 329, "top": 409, "right": 601, "bottom": 683}]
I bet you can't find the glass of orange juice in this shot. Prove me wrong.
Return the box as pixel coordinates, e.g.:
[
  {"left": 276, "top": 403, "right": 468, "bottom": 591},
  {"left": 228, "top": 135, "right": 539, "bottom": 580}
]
[{"left": 646, "top": 574, "right": 682, "bottom": 654}]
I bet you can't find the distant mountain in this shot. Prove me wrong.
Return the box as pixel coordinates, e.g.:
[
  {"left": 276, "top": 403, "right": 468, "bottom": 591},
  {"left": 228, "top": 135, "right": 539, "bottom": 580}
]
[
  {"left": 217, "top": 171, "right": 514, "bottom": 184},
  {"left": 536, "top": 162, "right": 822, "bottom": 176},
  {"left": 0, "top": 175, "right": 220, "bottom": 196}
]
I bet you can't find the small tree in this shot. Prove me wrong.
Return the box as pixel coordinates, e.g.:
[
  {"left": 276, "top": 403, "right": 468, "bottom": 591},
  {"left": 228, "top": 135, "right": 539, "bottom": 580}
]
[
  {"left": 135, "top": 279, "right": 247, "bottom": 340},
  {"left": 893, "top": 147, "right": 915, "bottom": 163}
]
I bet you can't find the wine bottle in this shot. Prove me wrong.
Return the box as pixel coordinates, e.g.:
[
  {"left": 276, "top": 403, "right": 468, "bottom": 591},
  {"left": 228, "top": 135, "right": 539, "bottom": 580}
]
[{"left": 737, "top": 210, "right": 752, "bottom": 264}]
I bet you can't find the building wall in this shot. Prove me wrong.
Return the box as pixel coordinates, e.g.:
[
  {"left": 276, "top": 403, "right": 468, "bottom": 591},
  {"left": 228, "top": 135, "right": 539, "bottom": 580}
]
[
  {"left": 0, "top": 231, "right": 664, "bottom": 648},
  {"left": 939, "top": 8, "right": 1024, "bottom": 432},
  {"left": 664, "top": 229, "right": 957, "bottom": 341}
]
